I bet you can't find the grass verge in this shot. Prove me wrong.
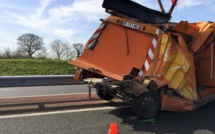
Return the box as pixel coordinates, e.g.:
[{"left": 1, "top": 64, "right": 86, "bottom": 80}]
[{"left": 0, "top": 59, "right": 75, "bottom": 76}]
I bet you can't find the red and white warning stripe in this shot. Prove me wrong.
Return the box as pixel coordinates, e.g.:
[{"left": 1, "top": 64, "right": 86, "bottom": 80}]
[
  {"left": 75, "top": 67, "right": 83, "bottom": 73},
  {"left": 86, "top": 22, "right": 106, "bottom": 49},
  {"left": 138, "top": 29, "right": 160, "bottom": 77}
]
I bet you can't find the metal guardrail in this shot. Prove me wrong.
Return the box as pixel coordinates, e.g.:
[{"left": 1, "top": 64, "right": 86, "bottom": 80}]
[{"left": 0, "top": 75, "right": 84, "bottom": 87}]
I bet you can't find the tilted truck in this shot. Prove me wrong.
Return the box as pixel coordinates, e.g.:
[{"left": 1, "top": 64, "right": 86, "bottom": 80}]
[{"left": 69, "top": 0, "right": 215, "bottom": 119}]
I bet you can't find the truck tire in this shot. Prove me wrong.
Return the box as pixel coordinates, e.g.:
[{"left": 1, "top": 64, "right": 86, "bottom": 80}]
[
  {"left": 132, "top": 97, "right": 139, "bottom": 114},
  {"left": 134, "top": 90, "right": 161, "bottom": 119},
  {"left": 96, "top": 88, "right": 114, "bottom": 100}
]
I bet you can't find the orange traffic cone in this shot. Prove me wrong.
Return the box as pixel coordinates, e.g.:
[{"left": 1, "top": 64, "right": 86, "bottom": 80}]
[{"left": 108, "top": 123, "right": 117, "bottom": 134}]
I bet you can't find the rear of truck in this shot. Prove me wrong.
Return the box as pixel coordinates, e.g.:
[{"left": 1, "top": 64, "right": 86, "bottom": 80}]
[{"left": 69, "top": 0, "right": 215, "bottom": 119}]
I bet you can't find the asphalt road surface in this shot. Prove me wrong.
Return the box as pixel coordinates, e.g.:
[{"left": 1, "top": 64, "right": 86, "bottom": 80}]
[
  {"left": 0, "top": 85, "right": 214, "bottom": 133},
  {"left": 0, "top": 102, "right": 215, "bottom": 134},
  {"left": 0, "top": 85, "right": 93, "bottom": 97}
]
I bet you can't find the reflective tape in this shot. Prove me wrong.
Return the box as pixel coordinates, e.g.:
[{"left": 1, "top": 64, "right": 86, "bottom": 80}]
[
  {"left": 86, "top": 22, "right": 106, "bottom": 49},
  {"left": 138, "top": 29, "right": 160, "bottom": 77}
]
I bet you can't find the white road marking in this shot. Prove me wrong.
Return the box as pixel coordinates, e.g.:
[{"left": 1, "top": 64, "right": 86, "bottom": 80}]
[
  {"left": 0, "top": 106, "right": 131, "bottom": 119},
  {"left": 0, "top": 88, "right": 15, "bottom": 91}
]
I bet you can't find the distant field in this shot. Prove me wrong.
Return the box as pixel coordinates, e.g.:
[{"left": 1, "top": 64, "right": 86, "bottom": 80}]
[{"left": 0, "top": 59, "right": 75, "bottom": 76}]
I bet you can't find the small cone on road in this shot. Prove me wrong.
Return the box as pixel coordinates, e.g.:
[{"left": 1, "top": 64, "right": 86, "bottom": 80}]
[{"left": 108, "top": 123, "right": 117, "bottom": 134}]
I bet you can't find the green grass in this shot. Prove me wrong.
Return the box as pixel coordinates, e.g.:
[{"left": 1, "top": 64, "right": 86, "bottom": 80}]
[{"left": 0, "top": 59, "right": 75, "bottom": 76}]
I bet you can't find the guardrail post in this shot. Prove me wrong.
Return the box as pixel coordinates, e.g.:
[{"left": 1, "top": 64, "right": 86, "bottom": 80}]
[
  {"left": 87, "top": 81, "right": 94, "bottom": 98},
  {"left": 89, "top": 87, "right": 91, "bottom": 98}
]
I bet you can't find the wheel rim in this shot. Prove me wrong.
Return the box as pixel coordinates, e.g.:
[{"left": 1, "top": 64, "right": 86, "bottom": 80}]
[
  {"left": 134, "top": 91, "right": 161, "bottom": 119},
  {"left": 141, "top": 95, "right": 157, "bottom": 114}
]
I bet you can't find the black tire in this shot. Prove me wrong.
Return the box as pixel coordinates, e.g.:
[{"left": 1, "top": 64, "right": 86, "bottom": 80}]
[
  {"left": 132, "top": 97, "right": 139, "bottom": 114},
  {"left": 135, "top": 91, "right": 161, "bottom": 119},
  {"left": 96, "top": 88, "right": 114, "bottom": 100}
]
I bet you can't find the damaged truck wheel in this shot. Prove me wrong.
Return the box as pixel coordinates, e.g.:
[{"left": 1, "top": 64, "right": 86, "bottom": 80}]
[
  {"left": 134, "top": 91, "right": 161, "bottom": 119},
  {"left": 96, "top": 88, "right": 114, "bottom": 101}
]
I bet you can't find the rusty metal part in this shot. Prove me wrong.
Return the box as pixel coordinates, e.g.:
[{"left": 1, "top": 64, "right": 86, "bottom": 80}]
[
  {"left": 130, "top": 79, "right": 148, "bottom": 96},
  {"left": 161, "top": 94, "right": 194, "bottom": 111}
]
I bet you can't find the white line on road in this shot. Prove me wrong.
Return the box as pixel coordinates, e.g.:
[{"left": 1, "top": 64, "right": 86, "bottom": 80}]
[
  {"left": 0, "top": 106, "right": 131, "bottom": 119},
  {"left": 0, "top": 88, "right": 15, "bottom": 91}
]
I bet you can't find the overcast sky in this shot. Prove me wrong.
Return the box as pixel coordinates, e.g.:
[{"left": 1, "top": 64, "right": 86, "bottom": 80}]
[{"left": 1, "top": 0, "right": 215, "bottom": 53}]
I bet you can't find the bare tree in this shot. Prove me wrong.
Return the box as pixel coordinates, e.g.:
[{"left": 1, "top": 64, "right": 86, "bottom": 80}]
[
  {"left": 3, "top": 47, "right": 11, "bottom": 59},
  {"left": 70, "top": 43, "right": 84, "bottom": 59},
  {"left": 35, "top": 48, "right": 49, "bottom": 59},
  {"left": 12, "top": 49, "right": 28, "bottom": 59},
  {"left": 0, "top": 49, "right": 3, "bottom": 59},
  {"left": 63, "top": 42, "right": 72, "bottom": 60},
  {"left": 63, "top": 42, "right": 82, "bottom": 60},
  {"left": 50, "top": 39, "right": 66, "bottom": 60},
  {"left": 17, "top": 33, "right": 45, "bottom": 58}
]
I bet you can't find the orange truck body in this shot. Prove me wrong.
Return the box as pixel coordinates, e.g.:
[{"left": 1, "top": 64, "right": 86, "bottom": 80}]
[{"left": 69, "top": 0, "right": 215, "bottom": 118}]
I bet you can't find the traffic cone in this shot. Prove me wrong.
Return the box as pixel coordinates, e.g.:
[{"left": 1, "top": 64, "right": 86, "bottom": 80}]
[{"left": 108, "top": 123, "right": 117, "bottom": 134}]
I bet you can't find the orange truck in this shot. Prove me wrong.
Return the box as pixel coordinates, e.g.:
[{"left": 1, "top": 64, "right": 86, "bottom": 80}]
[{"left": 69, "top": 0, "right": 215, "bottom": 119}]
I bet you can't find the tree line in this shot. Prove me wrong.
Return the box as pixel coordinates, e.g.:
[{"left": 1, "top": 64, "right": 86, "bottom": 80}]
[{"left": 0, "top": 33, "right": 84, "bottom": 60}]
